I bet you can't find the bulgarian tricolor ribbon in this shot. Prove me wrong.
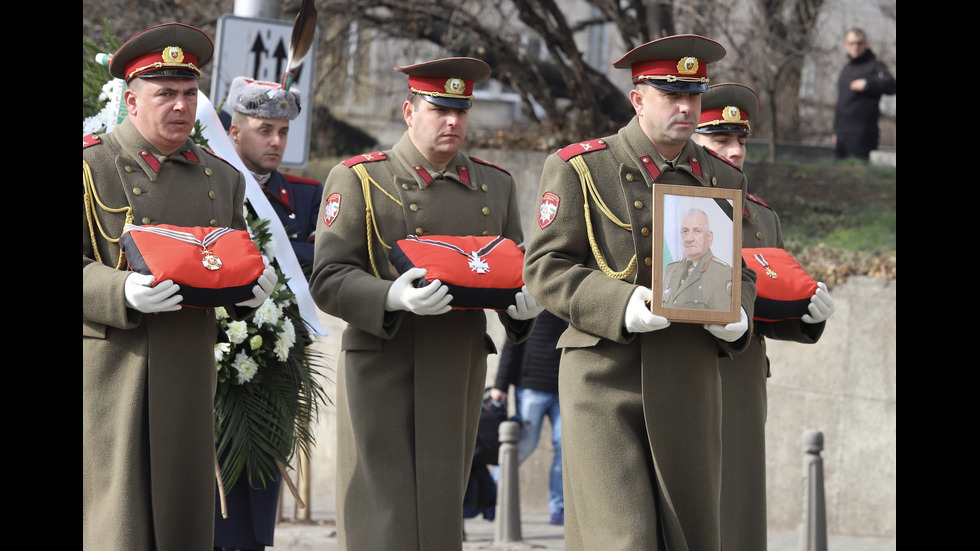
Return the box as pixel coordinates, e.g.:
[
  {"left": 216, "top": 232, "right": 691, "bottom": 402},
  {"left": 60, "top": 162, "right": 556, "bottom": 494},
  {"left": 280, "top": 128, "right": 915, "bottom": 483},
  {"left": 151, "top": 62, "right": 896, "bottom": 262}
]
[
  {"left": 123, "top": 224, "right": 236, "bottom": 271},
  {"left": 753, "top": 252, "right": 779, "bottom": 279}
]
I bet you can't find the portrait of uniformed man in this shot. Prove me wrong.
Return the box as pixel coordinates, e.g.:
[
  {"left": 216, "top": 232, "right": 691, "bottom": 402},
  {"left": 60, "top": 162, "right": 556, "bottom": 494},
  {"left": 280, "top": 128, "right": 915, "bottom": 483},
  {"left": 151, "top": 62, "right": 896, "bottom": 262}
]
[{"left": 662, "top": 206, "right": 733, "bottom": 310}]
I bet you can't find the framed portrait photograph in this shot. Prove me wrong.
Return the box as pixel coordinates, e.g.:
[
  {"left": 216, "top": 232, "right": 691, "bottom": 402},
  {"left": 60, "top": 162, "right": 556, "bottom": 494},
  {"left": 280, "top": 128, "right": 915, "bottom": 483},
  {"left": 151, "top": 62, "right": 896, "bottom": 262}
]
[{"left": 651, "top": 183, "right": 743, "bottom": 324}]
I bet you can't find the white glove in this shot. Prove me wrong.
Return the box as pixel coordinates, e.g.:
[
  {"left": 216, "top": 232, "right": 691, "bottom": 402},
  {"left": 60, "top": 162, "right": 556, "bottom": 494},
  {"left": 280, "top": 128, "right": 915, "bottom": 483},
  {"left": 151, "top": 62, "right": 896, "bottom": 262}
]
[
  {"left": 507, "top": 285, "right": 545, "bottom": 320},
  {"left": 385, "top": 267, "right": 453, "bottom": 315},
  {"left": 124, "top": 272, "right": 182, "bottom": 313},
  {"left": 624, "top": 286, "right": 670, "bottom": 333},
  {"left": 236, "top": 266, "right": 278, "bottom": 308},
  {"left": 703, "top": 307, "right": 748, "bottom": 342},
  {"left": 801, "top": 282, "right": 835, "bottom": 324}
]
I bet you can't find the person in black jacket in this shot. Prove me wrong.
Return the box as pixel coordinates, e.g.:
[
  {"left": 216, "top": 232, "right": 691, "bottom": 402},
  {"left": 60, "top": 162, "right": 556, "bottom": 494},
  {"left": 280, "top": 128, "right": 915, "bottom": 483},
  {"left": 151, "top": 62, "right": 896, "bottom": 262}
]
[
  {"left": 832, "top": 28, "right": 896, "bottom": 161},
  {"left": 490, "top": 309, "right": 568, "bottom": 525}
]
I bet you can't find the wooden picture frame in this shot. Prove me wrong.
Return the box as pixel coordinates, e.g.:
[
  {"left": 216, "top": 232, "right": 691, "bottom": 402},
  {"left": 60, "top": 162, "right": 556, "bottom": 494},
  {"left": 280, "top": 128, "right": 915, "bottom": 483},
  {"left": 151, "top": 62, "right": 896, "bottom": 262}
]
[{"left": 651, "top": 183, "right": 743, "bottom": 324}]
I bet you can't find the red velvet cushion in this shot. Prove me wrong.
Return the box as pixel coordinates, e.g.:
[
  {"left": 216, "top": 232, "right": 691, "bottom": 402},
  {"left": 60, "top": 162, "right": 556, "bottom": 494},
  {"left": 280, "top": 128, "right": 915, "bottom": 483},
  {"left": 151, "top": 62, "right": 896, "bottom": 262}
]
[
  {"left": 120, "top": 224, "right": 265, "bottom": 308},
  {"left": 388, "top": 235, "right": 525, "bottom": 311},
  {"left": 742, "top": 247, "right": 817, "bottom": 322}
]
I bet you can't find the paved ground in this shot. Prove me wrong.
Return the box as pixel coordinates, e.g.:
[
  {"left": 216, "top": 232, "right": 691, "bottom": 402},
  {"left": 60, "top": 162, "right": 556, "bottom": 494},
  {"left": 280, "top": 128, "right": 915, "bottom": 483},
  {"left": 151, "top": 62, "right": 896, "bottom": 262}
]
[{"left": 267, "top": 510, "right": 896, "bottom": 550}]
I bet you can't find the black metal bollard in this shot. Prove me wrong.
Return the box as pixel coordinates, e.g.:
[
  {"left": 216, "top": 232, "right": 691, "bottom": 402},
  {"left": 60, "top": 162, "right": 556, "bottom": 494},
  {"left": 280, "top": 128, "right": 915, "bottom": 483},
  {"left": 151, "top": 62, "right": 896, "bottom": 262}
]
[
  {"left": 494, "top": 420, "right": 523, "bottom": 544},
  {"left": 801, "top": 429, "right": 827, "bottom": 551}
]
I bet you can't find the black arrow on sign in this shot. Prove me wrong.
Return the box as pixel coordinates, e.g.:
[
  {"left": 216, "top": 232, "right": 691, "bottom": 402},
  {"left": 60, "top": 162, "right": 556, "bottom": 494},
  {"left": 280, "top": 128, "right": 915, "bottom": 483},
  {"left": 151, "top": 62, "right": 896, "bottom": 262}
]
[
  {"left": 249, "top": 33, "right": 268, "bottom": 80},
  {"left": 273, "top": 38, "right": 288, "bottom": 82}
]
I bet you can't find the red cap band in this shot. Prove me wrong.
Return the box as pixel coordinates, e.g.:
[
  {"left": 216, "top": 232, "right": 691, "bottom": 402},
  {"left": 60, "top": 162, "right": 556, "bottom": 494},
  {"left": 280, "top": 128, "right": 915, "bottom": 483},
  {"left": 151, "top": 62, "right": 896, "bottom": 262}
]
[
  {"left": 124, "top": 47, "right": 201, "bottom": 81},
  {"left": 631, "top": 57, "right": 707, "bottom": 83},
  {"left": 407, "top": 75, "right": 474, "bottom": 99},
  {"left": 698, "top": 106, "right": 749, "bottom": 128}
]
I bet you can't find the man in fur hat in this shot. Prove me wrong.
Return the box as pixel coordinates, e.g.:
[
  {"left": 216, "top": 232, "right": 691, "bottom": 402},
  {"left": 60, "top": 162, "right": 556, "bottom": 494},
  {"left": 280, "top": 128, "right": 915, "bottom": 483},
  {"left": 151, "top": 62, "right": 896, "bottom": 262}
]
[{"left": 225, "top": 77, "right": 323, "bottom": 274}]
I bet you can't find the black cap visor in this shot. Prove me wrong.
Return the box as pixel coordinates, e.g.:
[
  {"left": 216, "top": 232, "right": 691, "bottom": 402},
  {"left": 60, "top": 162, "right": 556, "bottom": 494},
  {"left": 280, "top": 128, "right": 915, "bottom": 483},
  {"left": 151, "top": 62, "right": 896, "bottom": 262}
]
[
  {"left": 639, "top": 79, "right": 708, "bottom": 94},
  {"left": 696, "top": 124, "right": 749, "bottom": 135},
  {"left": 131, "top": 68, "right": 201, "bottom": 82},
  {"left": 420, "top": 94, "right": 472, "bottom": 110}
]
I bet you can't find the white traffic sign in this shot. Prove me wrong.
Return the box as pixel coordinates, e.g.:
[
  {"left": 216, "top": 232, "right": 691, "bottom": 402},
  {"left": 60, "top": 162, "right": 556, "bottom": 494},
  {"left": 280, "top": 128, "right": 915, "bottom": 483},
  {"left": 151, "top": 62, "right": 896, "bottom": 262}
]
[{"left": 211, "top": 14, "right": 317, "bottom": 168}]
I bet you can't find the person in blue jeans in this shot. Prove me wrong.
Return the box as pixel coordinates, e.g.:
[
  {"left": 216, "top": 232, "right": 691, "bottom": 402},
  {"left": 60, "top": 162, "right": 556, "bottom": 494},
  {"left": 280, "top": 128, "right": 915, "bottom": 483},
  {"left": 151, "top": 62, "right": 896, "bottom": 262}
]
[{"left": 491, "top": 309, "right": 568, "bottom": 525}]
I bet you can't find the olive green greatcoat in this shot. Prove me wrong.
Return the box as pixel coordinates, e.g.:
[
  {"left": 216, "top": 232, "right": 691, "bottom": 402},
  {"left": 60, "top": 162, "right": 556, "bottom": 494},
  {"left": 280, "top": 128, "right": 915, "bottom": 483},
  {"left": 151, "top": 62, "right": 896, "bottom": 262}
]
[
  {"left": 522, "top": 117, "right": 757, "bottom": 551},
  {"left": 718, "top": 193, "right": 825, "bottom": 549},
  {"left": 663, "top": 249, "right": 734, "bottom": 311},
  {"left": 83, "top": 117, "right": 250, "bottom": 551},
  {"left": 309, "top": 132, "right": 532, "bottom": 551}
]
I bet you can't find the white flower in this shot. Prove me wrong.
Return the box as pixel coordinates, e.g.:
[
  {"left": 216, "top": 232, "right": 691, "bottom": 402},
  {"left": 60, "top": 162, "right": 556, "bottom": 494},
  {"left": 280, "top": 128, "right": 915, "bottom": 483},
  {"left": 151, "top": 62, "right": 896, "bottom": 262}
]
[
  {"left": 249, "top": 335, "right": 263, "bottom": 351},
  {"left": 281, "top": 316, "right": 296, "bottom": 344},
  {"left": 215, "top": 306, "right": 229, "bottom": 320},
  {"left": 82, "top": 114, "right": 107, "bottom": 136},
  {"left": 252, "top": 298, "right": 281, "bottom": 328},
  {"left": 214, "top": 342, "right": 231, "bottom": 364},
  {"left": 274, "top": 317, "right": 297, "bottom": 361},
  {"left": 232, "top": 351, "right": 259, "bottom": 384},
  {"left": 262, "top": 238, "right": 276, "bottom": 258},
  {"left": 84, "top": 78, "right": 126, "bottom": 136},
  {"left": 226, "top": 320, "right": 248, "bottom": 344}
]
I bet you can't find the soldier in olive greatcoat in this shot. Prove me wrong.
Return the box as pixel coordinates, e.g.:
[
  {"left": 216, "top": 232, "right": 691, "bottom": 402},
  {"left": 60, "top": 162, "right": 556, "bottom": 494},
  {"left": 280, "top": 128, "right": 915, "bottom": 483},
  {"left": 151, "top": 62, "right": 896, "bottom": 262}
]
[
  {"left": 693, "top": 82, "right": 836, "bottom": 550},
  {"left": 309, "top": 58, "right": 541, "bottom": 550},
  {"left": 522, "top": 35, "right": 757, "bottom": 550},
  {"left": 82, "top": 23, "right": 276, "bottom": 551}
]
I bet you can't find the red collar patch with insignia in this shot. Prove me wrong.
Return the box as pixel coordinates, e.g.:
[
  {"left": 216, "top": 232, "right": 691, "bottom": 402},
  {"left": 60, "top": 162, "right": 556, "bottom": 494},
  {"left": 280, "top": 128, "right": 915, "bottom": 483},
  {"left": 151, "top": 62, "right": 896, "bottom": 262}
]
[
  {"left": 323, "top": 193, "right": 341, "bottom": 227},
  {"left": 538, "top": 191, "right": 560, "bottom": 229}
]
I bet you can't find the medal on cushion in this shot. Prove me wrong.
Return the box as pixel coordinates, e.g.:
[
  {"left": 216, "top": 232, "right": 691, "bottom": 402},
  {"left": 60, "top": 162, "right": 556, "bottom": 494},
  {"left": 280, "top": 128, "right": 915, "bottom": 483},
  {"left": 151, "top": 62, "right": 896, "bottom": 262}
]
[
  {"left": 754, "top": 252, "right": 778, "bottom": 278},
  {"left": 201, "top": 247, "right": 223, "bottom": 270},
  {"left": 468, "top": 252, "right": 490, "bottom": 273}
]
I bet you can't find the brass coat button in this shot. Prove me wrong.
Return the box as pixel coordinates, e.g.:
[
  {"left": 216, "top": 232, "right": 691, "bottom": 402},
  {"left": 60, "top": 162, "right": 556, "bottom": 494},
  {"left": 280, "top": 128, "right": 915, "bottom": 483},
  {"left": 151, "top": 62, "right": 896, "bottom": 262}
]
[
  {"left": 209, "top": 191, "right": 216, "bottom": 199},
  {"left": 125, "top": 166, "right": 133, "bottom": 173},
  {"left": 756, "top": 231, "right": 763, "bottom": 240},
  {"left": 132, "top": 188, "right": 142, "bottom": 195},
  {"left": 210, "top": 219, "right": 218, "bottom": 227},
  {"left": 402, "top": 183, "right": 411, "bottom": 190},
  {"left": 641, "top": 227, "right": 650, "bottom": 237},
  {"left": 626, "top": 173, "right": 634, "bottom": 182},
  {"left": 205, "top": 168, "right": 213, "bottom": 176},
  {"left": 634, "top": 201, "right": 643, "bottom": 209},
  {"left": 142, "top": 217, "right": 151, "bottom": 224},
  {"left": 415, "top": 227, "right": 424, "bottom": 235},
  {"left": 711, "top": 177, "right": 718, "bottom": 186},
  {"left": 482, "top": 184, "right": 489, "bottom": 192},
  {"left": 410, "top": 204, "right": 419, "bottom": 212},
  {"left": 482, "top": 207, "right": 490, "bottom": 216},
  {"left": 644, "top": 257, "right": 652, "bottom": 266}
]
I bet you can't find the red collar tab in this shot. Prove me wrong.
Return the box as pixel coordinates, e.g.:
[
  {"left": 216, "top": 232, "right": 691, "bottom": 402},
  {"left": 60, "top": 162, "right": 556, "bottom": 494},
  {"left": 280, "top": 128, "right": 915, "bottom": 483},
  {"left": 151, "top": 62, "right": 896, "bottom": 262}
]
[
  {"left": 639, "top": 155, "right": 661, "bottom": 180},
  {"left": 139, "top": 149, "right": 161, "bottom": 173},
  {"left": 262, "top": 180, "right": 294, "bottom": 210},
  {"left": 689, "top": 156, "right": 702, "bottom": 178},
  {"left": 412, "top": 165, "right": 433, "bottom": 184},
  {"left": 457, "top": 165, "right": 471, "bottom": 186},
  {"left": 181, "top": 149, "right": 199, "bottom": 163}
]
